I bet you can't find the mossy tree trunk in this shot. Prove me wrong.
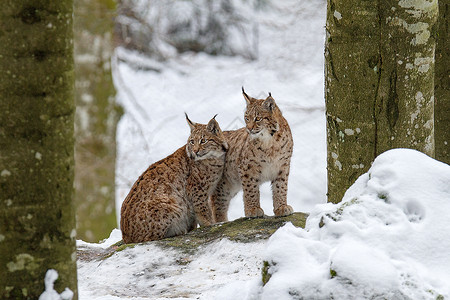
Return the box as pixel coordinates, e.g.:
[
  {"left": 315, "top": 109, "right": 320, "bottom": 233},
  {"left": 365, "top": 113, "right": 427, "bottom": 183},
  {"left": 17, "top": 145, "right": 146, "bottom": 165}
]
[
  {"left": 435, "top": 0, "right": 450, "bottom": 165},
  {"left": 0, "top": 2, "right": 78, "bottom": 299},
  {"left": 74, "top": 0, "right": 122, "bottom": 242},
  {"left": 325, "top": 0, "right": 438, "bottom": 203}
]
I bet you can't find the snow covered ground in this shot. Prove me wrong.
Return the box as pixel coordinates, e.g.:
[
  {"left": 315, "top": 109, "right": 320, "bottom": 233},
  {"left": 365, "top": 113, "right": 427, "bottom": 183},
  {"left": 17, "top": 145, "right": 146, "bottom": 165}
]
[{"left": 78, "top": 149, "right": 450, "bottom": 299}]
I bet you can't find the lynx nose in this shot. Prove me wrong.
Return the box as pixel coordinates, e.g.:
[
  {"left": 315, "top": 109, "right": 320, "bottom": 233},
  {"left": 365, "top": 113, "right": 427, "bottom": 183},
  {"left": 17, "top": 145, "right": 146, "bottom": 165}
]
[
  {"left": 248, "top": 127, "right": 260, "bottom": 134},
  {"left": 192, "top": 146, "right": 201, "bottom": 156}
]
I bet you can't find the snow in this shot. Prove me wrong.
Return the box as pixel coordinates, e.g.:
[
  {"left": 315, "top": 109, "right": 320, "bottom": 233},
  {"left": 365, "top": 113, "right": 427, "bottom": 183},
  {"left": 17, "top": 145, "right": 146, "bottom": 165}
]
[
  {"left": 39, "top": 269, "right": 73, "bottom": 300},
  {"left": 239, "top": 148, "right": 450, "bottom": 299},
  {"left": 78, "top": 236, "right": 266, "bottom": 300},
  {"left": 76, "top": 228, "right": 123, "bottom": 249},
  {"left": 78, "top": 149, "right": 450, "bottom": 299}
]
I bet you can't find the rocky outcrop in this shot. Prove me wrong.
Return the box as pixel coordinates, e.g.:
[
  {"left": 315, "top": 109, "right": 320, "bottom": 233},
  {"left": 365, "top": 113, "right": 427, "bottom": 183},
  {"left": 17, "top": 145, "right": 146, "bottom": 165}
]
[{"left": 77, "top": 212, "right": 308, "bottom": 261}]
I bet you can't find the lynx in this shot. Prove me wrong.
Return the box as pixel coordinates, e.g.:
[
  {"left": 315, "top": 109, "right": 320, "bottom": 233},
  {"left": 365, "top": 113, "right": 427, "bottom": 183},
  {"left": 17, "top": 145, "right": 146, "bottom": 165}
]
[
  {"left": 120, "top": 115, "right": 228, "bottom": 243},
  {"left": 212, "top": 88, "right": 294, "bottom": 221}
]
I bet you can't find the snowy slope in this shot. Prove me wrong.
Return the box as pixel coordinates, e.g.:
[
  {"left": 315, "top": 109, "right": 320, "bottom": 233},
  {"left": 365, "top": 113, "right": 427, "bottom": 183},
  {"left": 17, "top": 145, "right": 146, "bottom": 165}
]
[
  {"left": 78, "top": 234, "right": 266, "bottom": 300},
  {"left": 78, "top": 149, "right": 450, "bottom": 299},
  {"left": 239, "top": 149, "right": 450, "bottom": 299},
  {"left": 114, "top": 0, "right": 327, "bottom": 222}
]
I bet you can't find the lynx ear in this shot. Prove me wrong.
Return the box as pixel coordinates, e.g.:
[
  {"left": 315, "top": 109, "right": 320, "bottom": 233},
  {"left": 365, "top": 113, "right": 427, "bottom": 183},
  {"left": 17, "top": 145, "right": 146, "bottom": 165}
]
[
  {"left": 242, "top": 86, "right": 251, "bottom": 106},
  {"left": 185, "top": 112, "right": 196, "bottom": 131},
  {"left": 263, "top": 94, "right": 275, "bottom": 112},
  {"left": 207, "top": 115, "right": 221, "bottom": 135}
]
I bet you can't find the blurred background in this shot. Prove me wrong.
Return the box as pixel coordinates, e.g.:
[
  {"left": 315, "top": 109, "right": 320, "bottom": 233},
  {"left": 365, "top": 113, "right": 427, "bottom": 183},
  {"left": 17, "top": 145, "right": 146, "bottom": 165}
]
[{"left": 75, "top": 0, "right": 327, "bottom": 242}]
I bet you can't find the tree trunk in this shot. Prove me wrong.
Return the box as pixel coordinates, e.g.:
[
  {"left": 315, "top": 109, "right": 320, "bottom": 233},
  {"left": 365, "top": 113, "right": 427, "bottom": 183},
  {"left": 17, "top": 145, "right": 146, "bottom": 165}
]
[
  {"left": 325, "top": 0, "right": 438, "bottom": 203},
  {"left": 435, "top": 0, "right": 450, "bottom": 164},
  {"left": 74, "top": 0, "right": 122, "bottom": 242},
  {"left": 0, "top": 2, "right": 78, "bottom": 299}
]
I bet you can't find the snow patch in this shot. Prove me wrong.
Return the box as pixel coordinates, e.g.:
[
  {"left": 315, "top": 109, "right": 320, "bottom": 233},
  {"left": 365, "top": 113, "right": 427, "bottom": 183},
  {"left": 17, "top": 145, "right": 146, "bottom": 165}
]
[
  {"left": 39, "top": 269, "right": 73, "bottom": 300},
  {"left": 250, "top": 148, "right": 450, "bottom": 299},
  {"left": 78, "top": 238, "right": 266, "bottom": 299},
  {"left": 76, "top": 228, "right": 122, "bottom": 249}
]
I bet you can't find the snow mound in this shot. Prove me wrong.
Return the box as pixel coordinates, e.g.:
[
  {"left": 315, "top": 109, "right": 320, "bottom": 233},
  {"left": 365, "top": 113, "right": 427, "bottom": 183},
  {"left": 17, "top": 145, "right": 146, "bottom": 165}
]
[
  {"left": 254, "top": 149, "right": 450, "bottom": 299},
  {"left": 78, "top": 238, "right": 266, "bottom": 300},
  {"left": 77, "top": 228, "right": 122, "bottom": 249}
]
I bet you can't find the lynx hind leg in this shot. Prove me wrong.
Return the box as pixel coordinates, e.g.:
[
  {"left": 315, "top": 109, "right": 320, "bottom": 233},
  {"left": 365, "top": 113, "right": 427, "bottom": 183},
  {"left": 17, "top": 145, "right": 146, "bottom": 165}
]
[
  {"left": 122, "top": 197, "right": 191, "bottom": 243},
  {"left": 163, "top": 198, "right": 196, "bottom": 238},
  {"left": 271, "top": 168, "right": 293, "bottom": 217},
  {"left": 121, "top": 209, "right": 169, "bottom": 244}
]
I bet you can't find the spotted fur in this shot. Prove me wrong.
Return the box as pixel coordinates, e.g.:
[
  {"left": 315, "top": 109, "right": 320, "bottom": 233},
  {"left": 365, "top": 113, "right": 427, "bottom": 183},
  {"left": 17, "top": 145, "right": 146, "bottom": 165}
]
[
  {"left": 212, "top": 88, "right": 294, "bottom": 220},
  {"left": 120, "top": 115, "right": 228, "bottom": 243}
]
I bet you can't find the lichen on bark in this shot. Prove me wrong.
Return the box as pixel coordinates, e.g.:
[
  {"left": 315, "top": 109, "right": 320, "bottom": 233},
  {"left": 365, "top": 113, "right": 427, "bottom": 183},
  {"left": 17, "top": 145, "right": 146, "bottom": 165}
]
[
  {"left": 0, "top": 1, "right": 78, "bottom": 299},
  {"left": 325, "top": 0, "right": 437, "bottom": 204},
  {"left": 434, "top": 0, "right": 450, "bottom": 165}
]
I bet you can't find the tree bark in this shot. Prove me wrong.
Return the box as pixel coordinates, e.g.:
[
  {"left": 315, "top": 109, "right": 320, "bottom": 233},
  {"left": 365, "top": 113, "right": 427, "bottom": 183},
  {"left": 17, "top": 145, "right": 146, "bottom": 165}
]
[
  {"left": 0, "top": 2, "right": 78, "bottom": 299},
  {"left": 325, "top": 0, "right": 438, "bottom": 203},
  {"left": 74, "top": 0, "right": 122, "bottom": 242},
  {"left": 435, "top": 0, "right": 450, "bottom": 164}
]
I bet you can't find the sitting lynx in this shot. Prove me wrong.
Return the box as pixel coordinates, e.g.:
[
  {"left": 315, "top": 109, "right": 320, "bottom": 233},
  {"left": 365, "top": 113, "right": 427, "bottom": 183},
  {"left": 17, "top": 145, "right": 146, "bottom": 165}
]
[
  {"left": 120, "top": 115, "right": 228, "bottom": 243},
  {"left": 212, "top": 88, "right": 294, "bottom": 221}
]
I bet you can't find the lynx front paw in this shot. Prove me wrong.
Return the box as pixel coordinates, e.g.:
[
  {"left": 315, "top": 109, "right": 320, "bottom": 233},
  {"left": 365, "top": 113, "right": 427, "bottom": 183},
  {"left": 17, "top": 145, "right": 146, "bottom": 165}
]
[
  {"left": 245, "top": 207, "right": 265, "bottom": 218},
  {"left": 274, "top": 205, "right": 294, "bottom": 217}
]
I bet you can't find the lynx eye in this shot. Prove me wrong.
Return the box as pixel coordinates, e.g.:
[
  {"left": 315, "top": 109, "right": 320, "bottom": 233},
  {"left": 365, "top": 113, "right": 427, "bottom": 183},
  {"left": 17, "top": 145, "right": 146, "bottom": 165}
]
[
  {"left": 244, "top": 117, "right": 249, "bottom": 122},
  {"left": 255, "top": 117, "right": 262, "bottom": 122},
  {"left": 189, "top": 139, "right": 194, "bottom": 145},
  {"left": 200, "top": 138, "right": 207, "bottom": 144}
]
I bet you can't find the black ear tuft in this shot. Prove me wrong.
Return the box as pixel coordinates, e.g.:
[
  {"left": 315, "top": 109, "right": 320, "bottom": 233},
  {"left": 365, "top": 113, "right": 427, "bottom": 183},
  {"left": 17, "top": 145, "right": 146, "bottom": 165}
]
[
  {"left": 185, "top": 112, "right": 196, "bottom": 131},
  {"left": 242, "top": 87, "right": 251, "bottom": 105}
]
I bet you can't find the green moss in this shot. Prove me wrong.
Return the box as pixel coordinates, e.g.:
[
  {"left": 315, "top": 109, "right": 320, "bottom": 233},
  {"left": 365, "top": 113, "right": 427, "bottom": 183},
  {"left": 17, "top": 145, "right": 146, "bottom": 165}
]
[
  {"left": 102, "top": 243, "right": 136, "bottom": 260},
  {"left": 262, "top": 261, "right": 271, "bottom": 286},
  {"left": 78, "top": 212, "right": 308, "bottom": 260},
  {"left": 330, "top": 269, "right": 337, "bottom": 278},
  {"left": 335, "top": 198, "right": 359, "bottom": 215},
  {"left": 155, "top": 212, "right": 308, "bottom": 254}
]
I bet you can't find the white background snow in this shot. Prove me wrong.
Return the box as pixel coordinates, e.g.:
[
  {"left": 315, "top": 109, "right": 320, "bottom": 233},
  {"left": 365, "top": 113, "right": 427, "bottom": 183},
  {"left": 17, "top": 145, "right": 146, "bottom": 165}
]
[{"left": 75, "top": 0, "right": 450, "bottom": 299}]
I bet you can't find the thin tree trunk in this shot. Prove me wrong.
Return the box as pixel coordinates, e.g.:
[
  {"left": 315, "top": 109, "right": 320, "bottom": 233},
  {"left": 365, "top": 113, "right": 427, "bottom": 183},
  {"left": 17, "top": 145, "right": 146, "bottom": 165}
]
[
  {"left": 0, "top": 2, "right": 78, "bottom": 299},
  {"left": 74, "top": 0, "right": 122, "bottom": 242},
  {"left": 325, "top": 0, "right": 438, "bottom": 203},
  {"left": 435, "top": 0, "right": 450, "bottom": 164}
]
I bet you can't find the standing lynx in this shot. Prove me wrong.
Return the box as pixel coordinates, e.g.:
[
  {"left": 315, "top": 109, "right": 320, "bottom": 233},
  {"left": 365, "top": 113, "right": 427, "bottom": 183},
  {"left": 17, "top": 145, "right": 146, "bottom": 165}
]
[
  {"left": 212, "top": 88, "right": 294, "bottom": 221},
  {"left": 120, "top": 115, "right": 228, "bottom": 243}
]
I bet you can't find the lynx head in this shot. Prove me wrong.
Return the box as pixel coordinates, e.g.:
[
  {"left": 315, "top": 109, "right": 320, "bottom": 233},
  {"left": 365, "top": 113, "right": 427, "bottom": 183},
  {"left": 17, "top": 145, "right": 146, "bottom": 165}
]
[
  {"left": 185, "top": 113, "right": 228, "bottom": 161},
  {"left": 242, "top": 87, "right": 280, "bottom": 139}
]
